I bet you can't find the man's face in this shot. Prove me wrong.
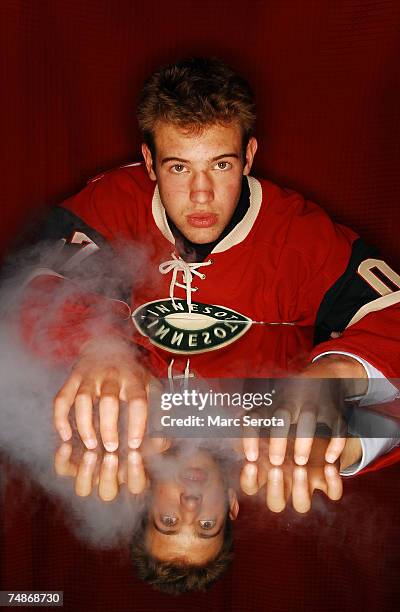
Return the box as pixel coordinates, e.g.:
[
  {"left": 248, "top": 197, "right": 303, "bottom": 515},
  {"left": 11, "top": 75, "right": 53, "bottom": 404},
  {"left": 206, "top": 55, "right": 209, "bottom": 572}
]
[
  {"left": 142, "top": 122, "right": 257, "bottom": 244},
  {"left": 146, "top": 449, "right": 238, "bottom": 565}
]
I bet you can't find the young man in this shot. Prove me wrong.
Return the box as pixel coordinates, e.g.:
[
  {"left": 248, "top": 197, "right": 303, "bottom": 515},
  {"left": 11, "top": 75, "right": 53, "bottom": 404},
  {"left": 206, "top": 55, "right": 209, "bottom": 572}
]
[{"left": 20, "top": 58, "right": 399, "bottom": 484}]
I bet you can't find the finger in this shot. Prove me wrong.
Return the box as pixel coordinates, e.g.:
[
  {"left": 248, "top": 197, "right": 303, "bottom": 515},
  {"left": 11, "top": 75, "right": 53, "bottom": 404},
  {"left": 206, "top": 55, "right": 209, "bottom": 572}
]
[
  {"left": 268, "top": 437, "right": 288, "bottom": 466},
  {"left": 283, "top": 470, "right": 293, "bottom": 503},
  {"left": 75, "top": 383, "right": 97, "bottom": 449},
  {"left": 269, "top": 408, "right": 291, "bottom": 465},
  {"left": 54, "top": 443, "right": 77, "bottom": 477},
  {"left": 98, "top": 453, "right": 119, "bottom": 501},
  {"left": 294, "top": 403, "right": 317, "bottom": 465},
  {"left": 99, "top": 380, "right": 121, "bottom": 452},
  {"left": 308, "top": 467, "right": 328, "bottom": 495},
  {"left": 242, "top": 437, "right": 259, "bottom": 462},
  {"left": 324, "top": 464, "right": 343, "bottom": 500},
  {"left": 240, "top": 462, "right": 259, "bottom": 495},
  {"left": 75, "top": 451, "right": 97, "bottom": 497},
  {"left": 118, "top": 461, "right": 127, "bottom": 485},
  {"left": 54, "top": 372, "right": 82, "bottom": 441},
  {"left": 143, "top": 436, "right": 171, "bottom": 455},
  {"left": 292, "top": 467, "right": 311, "bottom": 513},
  {"left": 325, "top": 437, "right": 346, "bottom": 464},
  {"left": 126, "top": 385, "right": 148, "bottom": 449},
  {"left": 255, "top": 448, "right": 271, "bottom": 487},
  {"left": 266, "top": 467, "right": 286, "bottom": 513},
  {"left": 242, "top": 409, "right": 261, "bottom": 460},
  {"left": 127, "top": 451, "right": 148, "bottom": 494}
]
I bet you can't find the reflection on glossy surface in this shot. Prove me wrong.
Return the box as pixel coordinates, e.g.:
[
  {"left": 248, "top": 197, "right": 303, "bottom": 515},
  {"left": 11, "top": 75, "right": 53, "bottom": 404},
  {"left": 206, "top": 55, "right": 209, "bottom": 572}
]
[
  {"left": 240, "top": 438, "right": 343, "bottom": 513},
  {"left": 0, "top": 323, "right": 399, "bottom": 602},
  {"left": 130, "top": 445, "right": 239, "bottom": 592},
  {"left": 53, "top": 437, "right": 344, "bottom": 514},
  {"left": 54, "top": 436, "right": 172, "bottom": 501}
]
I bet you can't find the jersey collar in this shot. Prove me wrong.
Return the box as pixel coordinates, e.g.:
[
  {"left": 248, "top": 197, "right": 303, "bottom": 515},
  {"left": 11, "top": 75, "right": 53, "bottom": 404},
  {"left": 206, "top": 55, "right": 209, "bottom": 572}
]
[{"left": 151, "top": 175, "right": 262, "bottom": 252}]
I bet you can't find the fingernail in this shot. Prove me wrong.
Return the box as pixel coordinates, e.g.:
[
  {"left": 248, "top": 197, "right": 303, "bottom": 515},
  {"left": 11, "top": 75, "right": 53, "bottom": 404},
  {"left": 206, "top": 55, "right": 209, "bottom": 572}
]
[
  {"left": 270, "top": 468, "right": 283, "bottom": 483},
  {"left": 245, "top": 463, "right": 257, "bottom": 476},
  {"left": 104, "top": 442, "right": 118, "bottom": 452},
  {"left": 294, "top": 468, "right": 307, "bottom": 481},
  {"left": 246, "top": 450, "right": 258, "bottom": 462},
  {"left": 59, "top": 429, "right": 71, "bottom": 441},
  {"left": 325, "top": 465, "right": 336, "bottom": 477},
  {"left": 84, "top": 452, "right": 97, "bottom": 465},
  {"left": 104, "top": 453, "right": 117, "bottom": 465},
  {"left": 129, "top": 451, "right": 141, "bottom": 464},
  {"left": 85, "top": 439, "right": 97, "bottom": 449},
  {"left": 326, "top": 453, "right": 336, "bottom": 463},
  {"left": 270, "top": 454, "right": 283, "bottom": 465},
  {"left": 129, "top": 438, "right": 141, "bottom": 449},
  {"left": 295, "top": 455, "right": 307, "bottom": 465}
]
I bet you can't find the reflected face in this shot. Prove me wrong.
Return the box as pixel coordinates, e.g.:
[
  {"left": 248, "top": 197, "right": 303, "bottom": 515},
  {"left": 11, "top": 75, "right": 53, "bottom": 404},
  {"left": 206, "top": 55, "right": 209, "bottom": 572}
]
[
  {"left": 142, "top": 121, "right": 257, "bottom": 244},
  {"left": 146, "top": 450, "right": 238, "bottom": 564}
]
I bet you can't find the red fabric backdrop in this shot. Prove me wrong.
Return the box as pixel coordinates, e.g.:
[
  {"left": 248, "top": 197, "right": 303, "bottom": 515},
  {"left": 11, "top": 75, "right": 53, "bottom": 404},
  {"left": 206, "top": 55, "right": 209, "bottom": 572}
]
[
  {"left": 1, "top": 458, "right": 400, "bottom": 612},
  {"left": 1, "top": 0, "right": 399, "bottom": 264},
  {"left": 1, "top": 1, "right": 400, "bottom": 610}
]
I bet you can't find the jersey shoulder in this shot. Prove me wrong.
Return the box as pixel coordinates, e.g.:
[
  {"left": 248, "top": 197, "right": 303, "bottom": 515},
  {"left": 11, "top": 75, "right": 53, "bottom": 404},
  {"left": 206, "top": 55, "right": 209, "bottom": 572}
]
[
  {"left": 60, "top": 162, "right": 156, "bottom": 241},
  {"left": 87, "top": 161, "right": 155, "bottom": 194},
  {"left": 255, "top": 174, "right": 358, "bottom": 255}
]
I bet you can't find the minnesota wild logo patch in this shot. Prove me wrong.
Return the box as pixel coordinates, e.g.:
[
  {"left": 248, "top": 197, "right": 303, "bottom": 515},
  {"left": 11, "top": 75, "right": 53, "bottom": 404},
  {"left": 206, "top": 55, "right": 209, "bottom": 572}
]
[{"left": 132, "top": 299, "right": 252, "bottom": 354}]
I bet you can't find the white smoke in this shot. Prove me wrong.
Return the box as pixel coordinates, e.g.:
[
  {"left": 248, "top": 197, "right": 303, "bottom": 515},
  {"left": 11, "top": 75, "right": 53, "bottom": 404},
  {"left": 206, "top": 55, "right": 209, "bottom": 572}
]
[
  {"left": 0, "top": 320, "right": 146, "bottom": 549},
  {"left": 0, "top": 240, "right": 154, "bottom": 549},
  {"left": 0, "top": 241, "right": 242, "bottom": 551}
]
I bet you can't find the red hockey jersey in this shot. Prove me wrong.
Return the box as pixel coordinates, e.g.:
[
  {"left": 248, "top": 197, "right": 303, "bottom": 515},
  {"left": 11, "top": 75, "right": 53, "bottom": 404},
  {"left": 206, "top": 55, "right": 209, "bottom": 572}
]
[
  {"left": 21, "top": 163, "right": 400, "bottom": 377},
  {"left": 18, "top": 163, "right": 400, "bottom": 472}
]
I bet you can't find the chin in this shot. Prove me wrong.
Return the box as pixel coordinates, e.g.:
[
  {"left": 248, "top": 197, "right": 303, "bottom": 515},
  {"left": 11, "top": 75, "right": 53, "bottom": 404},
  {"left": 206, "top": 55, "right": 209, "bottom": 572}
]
[{"left": 182, "top": 227, "right": 221, "bottom": 244}]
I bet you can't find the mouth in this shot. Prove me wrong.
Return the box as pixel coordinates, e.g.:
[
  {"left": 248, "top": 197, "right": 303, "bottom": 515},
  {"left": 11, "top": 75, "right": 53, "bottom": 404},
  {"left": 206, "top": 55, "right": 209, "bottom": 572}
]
[
  {"left": 186, "top": 213, "right": 218, "bottom": 228},
  {"left": 179, "top": 467, "right": 208, "bottom": 484}
]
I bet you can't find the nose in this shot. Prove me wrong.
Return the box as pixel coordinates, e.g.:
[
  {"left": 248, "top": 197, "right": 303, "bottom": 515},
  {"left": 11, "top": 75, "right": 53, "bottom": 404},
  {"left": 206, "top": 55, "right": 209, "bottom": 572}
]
[
  {"left": 180, "top": 493, "right": 202, "bottom": 514},
  {"left": 190, "top": 171, "right": 213, "bottom": 205}
]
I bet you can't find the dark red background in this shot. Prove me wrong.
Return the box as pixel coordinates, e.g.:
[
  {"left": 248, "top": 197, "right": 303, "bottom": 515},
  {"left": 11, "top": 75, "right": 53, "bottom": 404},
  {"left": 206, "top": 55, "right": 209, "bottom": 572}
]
[
  {"left": 1, "top": 0, "right": 400, "bottom": 264},
  {"left": 1, "top": 458, "right": 400, "bottom": 612},
  {"left": 1, "top": 1, "right": 400, "bottom": 610}
]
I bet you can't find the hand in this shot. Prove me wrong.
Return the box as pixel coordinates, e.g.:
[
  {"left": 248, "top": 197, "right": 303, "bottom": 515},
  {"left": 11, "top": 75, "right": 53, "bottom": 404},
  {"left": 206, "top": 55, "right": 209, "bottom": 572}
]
[
  {"left": 339, "top": 436, "right": 362, "bottom": 471},
  {"left": 54, "top": 437, "right": 170, "bottom": 501},
  {"left": 240, "top": 438, "right": 343, "bottom": 513},
  {"left": 54, "top": 336, "right": 151, "bottom": 451},
  {"left": 243, "top": 355, "right": 367, "bottom": 466}
]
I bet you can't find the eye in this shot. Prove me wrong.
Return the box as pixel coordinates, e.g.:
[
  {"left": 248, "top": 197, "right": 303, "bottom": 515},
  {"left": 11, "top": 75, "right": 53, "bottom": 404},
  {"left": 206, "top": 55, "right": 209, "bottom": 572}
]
[
  {"left": 199, "top": 519, "right": 216, "bottom": 530},
  {"left": 161, "top": 515, "right": 178, "bottom": 527},
  {"left": 170, "top": 164, "right": 188, "bottom": 174},
  {"left": 214, "top": 161, "right": 231, "bottom": 171}
]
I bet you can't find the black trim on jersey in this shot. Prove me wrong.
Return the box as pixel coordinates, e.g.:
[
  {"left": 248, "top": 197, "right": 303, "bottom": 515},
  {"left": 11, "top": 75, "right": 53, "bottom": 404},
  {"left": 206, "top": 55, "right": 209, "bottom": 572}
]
[
  {"left": 314, "top": 238, "right": 382, "bottom": 345},
  {"left": 34, "top": 206, "right": 132, "bottom": 302},
  {"left": 39, "top": 206, "right": 107, "bottom": 247}
]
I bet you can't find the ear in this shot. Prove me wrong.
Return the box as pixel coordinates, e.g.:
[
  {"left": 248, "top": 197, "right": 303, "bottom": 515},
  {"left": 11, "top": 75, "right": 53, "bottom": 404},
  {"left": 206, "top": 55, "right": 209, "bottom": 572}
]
[
  {"left": 243, "top": 137, "right": 258, "bottom": 176},
  {"left": 228, "top": 488, "right": 239, "bottom": 520},
  {"left": 141, "top": 143, "right": 157, "bottom": 181}
]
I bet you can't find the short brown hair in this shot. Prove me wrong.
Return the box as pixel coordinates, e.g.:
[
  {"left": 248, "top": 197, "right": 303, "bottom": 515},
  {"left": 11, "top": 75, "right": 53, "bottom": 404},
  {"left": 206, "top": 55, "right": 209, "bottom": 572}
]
[
  {"left": 131, "top": 514, "right": 234, "bottom": 594},
  {"left": 137, "top": 57, "right": 256, "bottom": 157}
]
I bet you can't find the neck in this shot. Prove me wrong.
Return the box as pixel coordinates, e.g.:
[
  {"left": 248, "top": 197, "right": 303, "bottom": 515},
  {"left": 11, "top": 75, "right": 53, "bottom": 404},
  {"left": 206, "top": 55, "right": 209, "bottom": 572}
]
[{"left": 167, "top": 176, "right": 250, "bottom": 262}]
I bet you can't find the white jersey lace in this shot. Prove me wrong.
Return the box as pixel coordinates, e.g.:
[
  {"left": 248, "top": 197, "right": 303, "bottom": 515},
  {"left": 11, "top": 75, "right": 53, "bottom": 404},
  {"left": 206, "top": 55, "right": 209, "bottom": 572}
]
[{"left": 159, "top": 253, "right": 212, "bottom": 313}]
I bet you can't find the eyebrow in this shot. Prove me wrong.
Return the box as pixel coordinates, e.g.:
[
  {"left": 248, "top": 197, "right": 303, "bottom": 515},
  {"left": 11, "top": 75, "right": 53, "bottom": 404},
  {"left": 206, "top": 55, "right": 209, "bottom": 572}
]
[
  {"left": 152, "top": 519, "right": 224, "bottom": 539},
  {"left": 160, "top": 153, "right": 240, "bottom": 166}
]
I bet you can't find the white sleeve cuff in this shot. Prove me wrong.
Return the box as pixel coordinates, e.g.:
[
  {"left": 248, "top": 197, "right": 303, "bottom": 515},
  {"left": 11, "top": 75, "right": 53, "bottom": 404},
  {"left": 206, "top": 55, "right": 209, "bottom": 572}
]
[
  {"left": 312, "top": 351, "right": 400, "bottom": 475},
  {"left": 340, "top": 437, "right": 399, "bottom": 476},
  {"left": 312, "top": 350, "right": 400, "bottom": 405}
]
